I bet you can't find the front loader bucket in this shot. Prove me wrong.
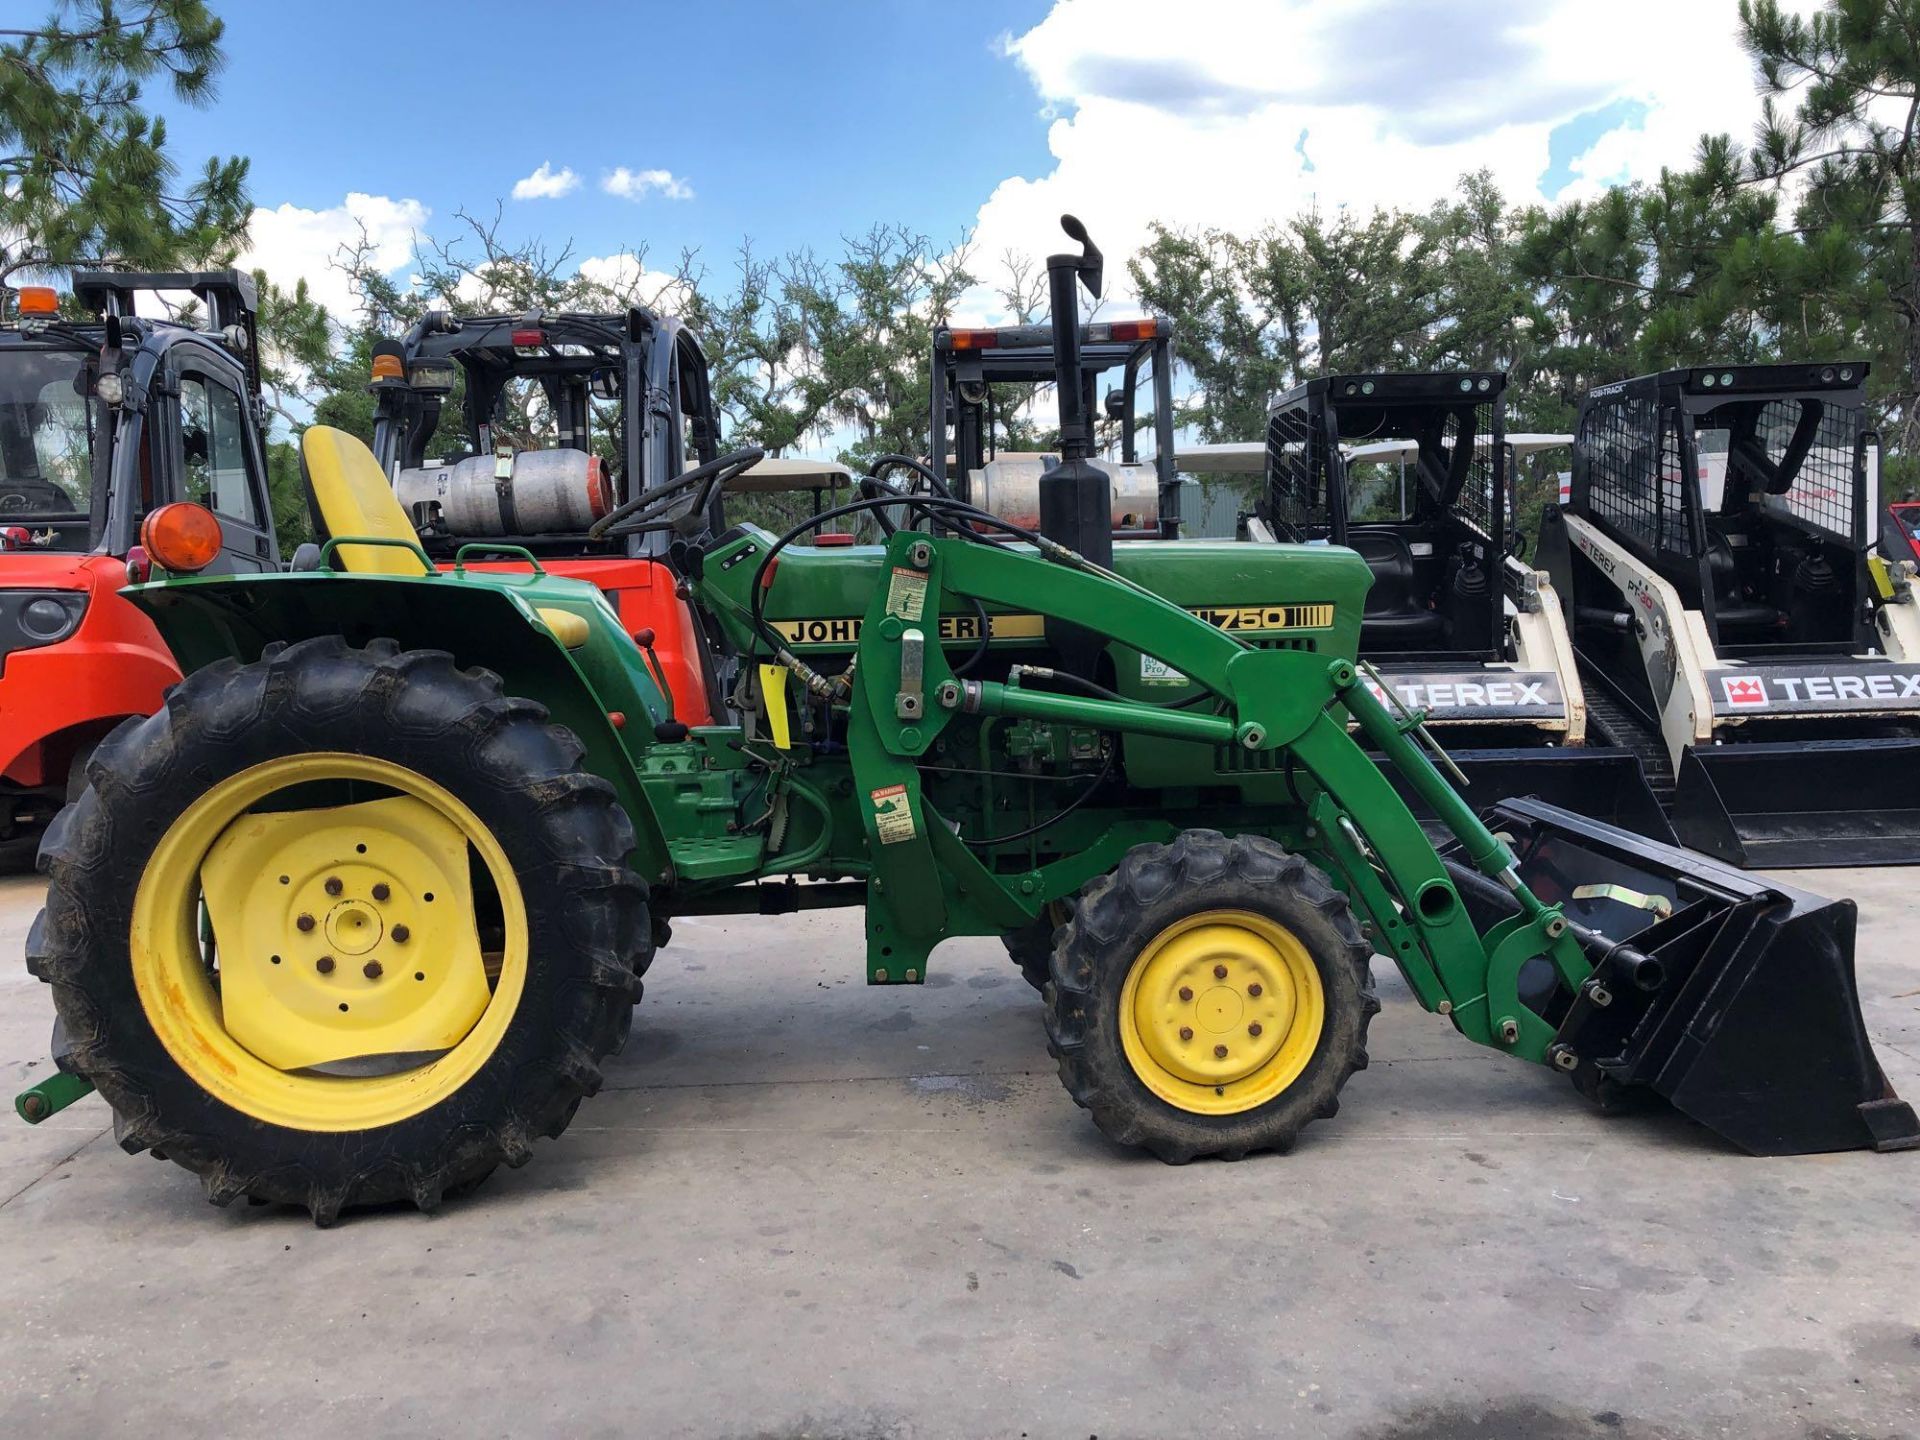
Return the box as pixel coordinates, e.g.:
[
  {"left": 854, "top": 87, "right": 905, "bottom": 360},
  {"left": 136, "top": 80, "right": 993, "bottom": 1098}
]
[
  {"left": 1383, "top": 745, "right": 1674, "bottom": 845},
  {"left": 1672, "top": 738, "right": 1920, "bottom": 868},
  {"left": 1448, "top": 798, "right": 1918, "bottom": 1156}
]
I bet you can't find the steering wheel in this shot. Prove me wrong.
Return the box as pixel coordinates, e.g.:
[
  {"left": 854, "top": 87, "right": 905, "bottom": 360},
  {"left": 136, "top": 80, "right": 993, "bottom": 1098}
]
[{"left": 588, "top": 446, "right": 765, "bottom": 539}]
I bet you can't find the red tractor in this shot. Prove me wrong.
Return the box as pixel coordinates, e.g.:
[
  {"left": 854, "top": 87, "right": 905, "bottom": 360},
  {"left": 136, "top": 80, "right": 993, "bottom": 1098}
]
[{"left": 0, "top": 273, "right": 279, "bottom": 863}]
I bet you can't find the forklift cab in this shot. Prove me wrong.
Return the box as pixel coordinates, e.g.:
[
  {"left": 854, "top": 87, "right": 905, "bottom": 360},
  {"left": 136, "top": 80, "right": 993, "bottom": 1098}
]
[{"left": 1257, "top": 372, "right": 1508, "bottom": 660}]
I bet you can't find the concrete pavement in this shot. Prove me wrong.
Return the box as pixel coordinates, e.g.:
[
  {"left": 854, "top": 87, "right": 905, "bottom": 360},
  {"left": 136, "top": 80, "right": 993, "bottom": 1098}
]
[{"left": 2, "top": 866, "right": 1916, "bottom": 1439}]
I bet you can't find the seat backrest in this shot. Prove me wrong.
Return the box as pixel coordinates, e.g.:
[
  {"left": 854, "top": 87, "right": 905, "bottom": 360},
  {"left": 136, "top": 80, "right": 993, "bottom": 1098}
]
[
  {"left": 300, "top": 425, "right": 423, "bottom": 576},
  {"left": 1703, "top": 525, "right": 1741, "bottom": 602},
  {"left": 1347, "top": 530, "right": 1419, "bottom": 617}
]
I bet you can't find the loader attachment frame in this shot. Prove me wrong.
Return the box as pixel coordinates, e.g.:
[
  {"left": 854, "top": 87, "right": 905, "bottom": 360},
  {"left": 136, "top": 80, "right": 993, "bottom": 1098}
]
[
  {"left": 704, "top": 518, "right": 1912, "bottom": 1153},
  {"left": 1450, "top": 799, "right": 1919, "bottom": 1155}
]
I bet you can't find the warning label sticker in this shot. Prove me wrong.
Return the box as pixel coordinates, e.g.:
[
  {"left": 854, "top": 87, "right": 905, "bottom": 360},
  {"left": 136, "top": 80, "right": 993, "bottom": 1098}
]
[
  {"left": 869, "top": 784, "right": 917, "bottom": 845},
  {"left": 884, "top": 566, "right": 927, "bottom": 621}
]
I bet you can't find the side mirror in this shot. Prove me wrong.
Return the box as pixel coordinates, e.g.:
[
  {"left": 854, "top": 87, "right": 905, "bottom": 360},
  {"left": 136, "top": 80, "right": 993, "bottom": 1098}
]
[{"left": 1103, "top": 388, "right": 1126, "bottom": 422}]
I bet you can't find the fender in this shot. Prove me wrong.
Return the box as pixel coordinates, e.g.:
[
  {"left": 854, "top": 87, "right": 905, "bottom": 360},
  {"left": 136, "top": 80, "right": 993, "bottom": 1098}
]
[{"left": 126, "top": 569, "right": 674, "bottom": 882}]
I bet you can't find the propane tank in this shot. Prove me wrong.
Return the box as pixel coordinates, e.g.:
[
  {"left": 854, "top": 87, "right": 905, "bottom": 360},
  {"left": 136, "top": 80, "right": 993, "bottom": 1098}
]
[
  {"left": 970, "top": 454, "right": 1159, "bottom": 534},
  {"left": 394, "top": 449, "right": 610, "bottom": 537}
]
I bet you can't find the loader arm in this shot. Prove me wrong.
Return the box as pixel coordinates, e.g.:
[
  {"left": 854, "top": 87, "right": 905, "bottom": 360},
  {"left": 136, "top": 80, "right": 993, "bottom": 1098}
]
[{"left": 705, "top": 525, "right": 1592, "bottom": 1063}]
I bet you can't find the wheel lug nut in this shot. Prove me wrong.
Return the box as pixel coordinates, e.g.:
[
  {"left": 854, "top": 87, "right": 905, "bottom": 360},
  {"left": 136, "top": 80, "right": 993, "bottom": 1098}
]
[
  {"left": 362, "top": 960, "right": 383, "bottom": 980},
  {"left": 371, "top": 883, "right": 390, "bottom": 902},
  {"left": 296, "top": 913, "right": 316, "bottom": 933},
  {"left": 1178, "top": 1026, "right": 1194, "bottom": 1042},
  {"left": 1213, "top": 1044, "right": 1229, "bottom": 1059},
  {"left": 391, "top": 924, "right": 411, "bottom": 944},
  {"left": 315, "top": 956, "right": 335, "bottom": 974},
  {"left": 1247, "top": 982, "right": 1263, "bottom": 997},
  {"left": 1178, "top": 986, "right": 1193, "bottom": 1002},
  {"left": 1248, "top": 1022, "right": 1263, "bottom": 1037},
  {"left": 1213, "top": 964, "right": 1228, "bottom": 980},
  {"left": 324, "top": 876, "right": 343, "bottom": 897}
]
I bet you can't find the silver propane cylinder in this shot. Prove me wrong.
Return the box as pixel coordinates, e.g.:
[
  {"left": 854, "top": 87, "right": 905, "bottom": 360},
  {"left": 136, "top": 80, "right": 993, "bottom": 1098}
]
[
  {"left": 394, "top": 448, "right": 611, "bottom": 536},
  {"left": 968, "top": 453, "right": 1159, "bottom": 534}
]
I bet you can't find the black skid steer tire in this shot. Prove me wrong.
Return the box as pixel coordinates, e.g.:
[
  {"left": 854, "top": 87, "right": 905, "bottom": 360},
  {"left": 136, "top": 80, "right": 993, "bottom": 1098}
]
[
  {"left": 33, "top": 636, "right": 651, "bottom": 1224},
  {"left": 1044, "top": 830, "right": 1377, "bottom": 1163}
]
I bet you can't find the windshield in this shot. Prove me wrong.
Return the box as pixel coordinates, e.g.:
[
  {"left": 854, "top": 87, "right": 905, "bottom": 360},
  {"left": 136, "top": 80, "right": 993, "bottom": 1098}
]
[{"left": 0, "top": 347, "right": 95, "bottom": 545}]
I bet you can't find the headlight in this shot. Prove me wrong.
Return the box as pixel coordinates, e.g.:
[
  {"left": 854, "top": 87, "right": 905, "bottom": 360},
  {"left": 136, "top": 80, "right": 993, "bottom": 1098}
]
[{"left": 1, "top": 590, "right": 87, "bottom": 652}]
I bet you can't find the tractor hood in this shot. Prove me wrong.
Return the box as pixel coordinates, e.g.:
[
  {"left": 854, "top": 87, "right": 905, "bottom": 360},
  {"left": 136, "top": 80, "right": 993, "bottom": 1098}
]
[{"left": 729, "top": 534, "right": 1369, "bottom": 660}]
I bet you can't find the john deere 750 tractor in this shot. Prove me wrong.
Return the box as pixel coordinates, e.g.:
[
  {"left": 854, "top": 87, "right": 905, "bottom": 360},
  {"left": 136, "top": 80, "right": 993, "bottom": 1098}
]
[{"left": 17, "top": 220, "right": 1917, "bottom": 1222}]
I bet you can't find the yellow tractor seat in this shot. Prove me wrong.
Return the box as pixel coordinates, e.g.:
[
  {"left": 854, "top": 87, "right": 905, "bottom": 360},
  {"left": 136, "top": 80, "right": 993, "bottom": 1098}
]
[{"left": 300, "top": 425, "right": 425, "bottom": 576}]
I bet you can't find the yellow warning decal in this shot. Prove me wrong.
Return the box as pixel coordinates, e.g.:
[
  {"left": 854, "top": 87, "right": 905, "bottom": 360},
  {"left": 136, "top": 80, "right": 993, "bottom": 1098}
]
[{"left": 772, "top": 603, "right": 1336, "bottom": 647}]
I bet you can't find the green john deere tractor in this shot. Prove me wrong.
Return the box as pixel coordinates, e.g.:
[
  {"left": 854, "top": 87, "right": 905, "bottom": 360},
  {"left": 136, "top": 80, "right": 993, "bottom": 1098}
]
[{"left": 16, "top": 218, "right": 1917, "bottom": 1222}]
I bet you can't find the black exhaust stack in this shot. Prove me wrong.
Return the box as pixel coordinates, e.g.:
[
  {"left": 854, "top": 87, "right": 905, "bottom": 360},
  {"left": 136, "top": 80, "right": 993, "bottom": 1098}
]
[{"left": 1039, "top": 215, "right": 1113, "bottom": 677}]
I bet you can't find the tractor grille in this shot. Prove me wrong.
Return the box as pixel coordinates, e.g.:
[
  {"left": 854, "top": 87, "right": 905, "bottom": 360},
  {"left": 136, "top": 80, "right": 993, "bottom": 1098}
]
[{"left": 1214, "top": 743, "right": 1288, "bottom": 774}]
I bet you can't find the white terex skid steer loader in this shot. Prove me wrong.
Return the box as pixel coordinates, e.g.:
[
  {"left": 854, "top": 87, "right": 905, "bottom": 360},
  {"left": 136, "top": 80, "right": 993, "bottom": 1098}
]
[
  {"left": 1540, "top": 362, "right": 1920, "bottom": 868},
  {"left": 1231, "top": 373, "right": 1670, "bottom": 839}
]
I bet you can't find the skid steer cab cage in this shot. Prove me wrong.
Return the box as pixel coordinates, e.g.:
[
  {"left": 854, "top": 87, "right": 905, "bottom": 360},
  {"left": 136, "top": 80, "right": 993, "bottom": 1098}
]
[
  {"left": 1250, "top": 370, "right": 1666, "bottom": 843},
  {"left": 1552, "top": 360, "right": 1920, "bottom": 867}
]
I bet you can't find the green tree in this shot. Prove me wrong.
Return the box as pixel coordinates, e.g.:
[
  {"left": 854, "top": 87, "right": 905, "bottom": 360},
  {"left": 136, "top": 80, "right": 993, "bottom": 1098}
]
[
  {"left": 1515, "top": 138, "right": 1799, "bottom": 425},
  {"left": 1743, "top": 0, "right": 1920, "bottom": 484},
  {"left": 0, "top": 1, "right": 249, "bottom": 289}
]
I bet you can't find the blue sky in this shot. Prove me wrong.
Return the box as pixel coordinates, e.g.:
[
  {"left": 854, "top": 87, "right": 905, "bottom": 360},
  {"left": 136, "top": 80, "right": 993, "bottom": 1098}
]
[
  {"left": 167, "top": 0, "right": 1055, "bottom": 281},
  {"left": 150, "top": 1, "right": 1787, "bottom": 328}
]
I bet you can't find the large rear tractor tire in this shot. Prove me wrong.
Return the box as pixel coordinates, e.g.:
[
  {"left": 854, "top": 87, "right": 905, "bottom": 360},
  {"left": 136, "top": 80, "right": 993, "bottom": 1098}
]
[
  {"left": 32, "top": 637, "right": 651, "bottom": 1224},
  {"left": 1044, "top": 830, "right": 1377, "bottom": 1162}
]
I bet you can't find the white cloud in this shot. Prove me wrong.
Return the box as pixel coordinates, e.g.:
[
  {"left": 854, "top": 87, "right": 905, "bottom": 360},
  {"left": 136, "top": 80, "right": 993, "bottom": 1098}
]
[
  {"left": 240, "top": 191, "right": 428, "bottom": 320},
  {"left": 973, "top": 0, "right": 1826, "bottom": 308},
  {"left": 602, "top": 166, "right": 695, "bottom": 202},
  {"left": 576, "top": 252, "right": 696, "bottom": 312},
  {"left": 511, "top": 162, "right": 580, "bottom": 200}
]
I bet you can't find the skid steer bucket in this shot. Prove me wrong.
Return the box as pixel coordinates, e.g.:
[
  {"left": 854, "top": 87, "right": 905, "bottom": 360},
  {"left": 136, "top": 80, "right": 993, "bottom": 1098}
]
[
  {"left": 1386, "top": 746, "right": 1674, "bottom": 845},
  {"left": 1670, "top": 738, "right": 1920, "bottom": 869},
  {"left": 1447, "top": 799, "right": 1918, "bottom": 1156}
]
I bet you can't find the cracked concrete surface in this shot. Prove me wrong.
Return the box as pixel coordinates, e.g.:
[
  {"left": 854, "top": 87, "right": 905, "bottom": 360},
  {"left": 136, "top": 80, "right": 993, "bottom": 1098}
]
[{"left": 2, "top": 867, "right": 1916, "bottom": 1439}]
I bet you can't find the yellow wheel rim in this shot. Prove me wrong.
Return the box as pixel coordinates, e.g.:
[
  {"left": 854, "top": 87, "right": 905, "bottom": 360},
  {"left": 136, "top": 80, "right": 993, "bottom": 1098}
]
[
  {"left": 1118, "top": 909, "right": 1325, "bottom": 1116},
  {"left": 129, "top": 753, "right": 527, "bottom": 1132}
]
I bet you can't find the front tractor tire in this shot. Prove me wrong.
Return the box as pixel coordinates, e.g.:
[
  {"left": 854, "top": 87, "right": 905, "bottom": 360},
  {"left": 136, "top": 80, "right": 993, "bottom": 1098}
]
[
  {"left": 33, "top": 637, "right": 650, "bottom": 1224},
  {"left": 1045, "top": 831, "right": 1378, "bottom": 1163}
]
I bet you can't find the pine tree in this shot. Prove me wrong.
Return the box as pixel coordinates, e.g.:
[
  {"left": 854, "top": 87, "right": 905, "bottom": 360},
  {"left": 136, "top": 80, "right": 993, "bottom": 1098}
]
[{"left": 0, "top": 2, "right": 249, "bottom": 290}]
